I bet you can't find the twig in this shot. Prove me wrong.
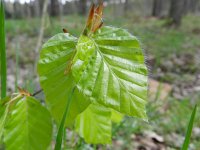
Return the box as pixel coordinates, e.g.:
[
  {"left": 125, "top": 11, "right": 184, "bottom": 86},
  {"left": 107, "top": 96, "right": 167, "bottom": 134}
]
[
  {"left": 34, "top": 0, "right": 49, "bottom": 54},
  {"left": 34, "top": 0, "right": 49, "bottom": 71},
  {"left": 32, "top": 89, "right": 43, "bottom": 96}
]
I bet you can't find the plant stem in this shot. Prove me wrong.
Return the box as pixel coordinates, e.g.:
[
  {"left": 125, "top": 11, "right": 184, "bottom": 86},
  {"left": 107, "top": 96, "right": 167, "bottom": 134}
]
[
  {"left": 32, "top": 89, "right": 43, "bottom": 96},
  {"left": 0, "top": 0, "right": 7, "bottom": 99},
  {"left": 93, "top": 144, "right": 97, "bottom": 150},
  {"left": 54, "top": 87, "right": 75, "bottom": 150},
  {"left": 14, "top": 40, "right": 19, "bottom": 92}
]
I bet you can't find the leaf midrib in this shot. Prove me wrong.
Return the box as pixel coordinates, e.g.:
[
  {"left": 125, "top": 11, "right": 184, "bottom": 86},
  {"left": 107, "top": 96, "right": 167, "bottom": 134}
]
[
  {"left": 88, "top": 36, "right": 147, "bottom": 111},
  {"left": 90, "top": 37, "right": 123, "bottom": 109}
]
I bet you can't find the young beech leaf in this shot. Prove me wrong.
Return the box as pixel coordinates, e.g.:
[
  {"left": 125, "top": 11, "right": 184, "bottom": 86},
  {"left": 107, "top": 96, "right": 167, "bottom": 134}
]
[
  {"left": 71, "top": 26, "right": 148, "bottom": 120},
  {"left": 38, "top": 4, "right": 148, "bottom": 145},
  {"left": 0, "top": 96, "right": 22, "bottom": 140},
  {"left": 75, "top": 103, "right": 112, "bottom": 144},
  {"left": 0, "top": 97, "right": 10, "bottom": 139},
  {"left": 37, "top": 33, "right": 90, "bottom": 127},
  {"left": 3, "top": 96, "right": 52, "bottom": 150},
  {"left": 111, "top": 109, "right": 124, "bottom": 123}
]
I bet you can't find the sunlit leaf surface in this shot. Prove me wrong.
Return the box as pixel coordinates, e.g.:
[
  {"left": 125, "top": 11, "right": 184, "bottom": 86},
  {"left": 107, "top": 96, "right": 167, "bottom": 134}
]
[
  {"left": 37, "top": 33, "right": 90, "bottom": 127},
  {"left": 4, "top": 96, "right": 52, "bottom": 150},
  {"left": 72, "top": 26, "right": 148, "bottom": 120},
  {"left": 75, "top": 103, "right": 112, "bottom": 144},
  {"left": 38, "top": 26, "right": 148, "bottom": 144}
]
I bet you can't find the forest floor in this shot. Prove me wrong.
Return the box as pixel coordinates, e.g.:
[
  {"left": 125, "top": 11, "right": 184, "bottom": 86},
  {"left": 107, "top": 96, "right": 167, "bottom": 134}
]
[{"left": 4, "top": 14, "right": 200, "bottom": 149}]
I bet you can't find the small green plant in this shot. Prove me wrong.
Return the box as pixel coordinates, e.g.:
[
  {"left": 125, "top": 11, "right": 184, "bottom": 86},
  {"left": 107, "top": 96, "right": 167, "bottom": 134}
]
[{"left": 1, "top": 3, "right": 148, "bottom": 150}]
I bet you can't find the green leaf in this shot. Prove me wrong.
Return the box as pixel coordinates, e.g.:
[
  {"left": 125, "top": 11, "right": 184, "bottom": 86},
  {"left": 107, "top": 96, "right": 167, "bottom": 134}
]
[
  {"left": 182, "top": 105, "right": 197, "bottom": 150},
  {"left": 72, "top": 26, "right": 148, "bottom": 120},
  {"left": 75, "top": 103, "right": 112, "bottom": 144},
  {"left": 4, "top": 96, "right": 53, "bottom": 150},
  {"left": 111, "top": 109, "right": 124, "bottom": 123},
  {"left": 0, "top": 96, "right": 21, "bottom": 140},
  {"left": 37, "top": 33, "right": 90, "bottom": 127},
  {"left": 0, "top": 97, "right": 9, "bottom": 139},
  {"left": 0, "top": 0, "right": 7, "bottom": 99},
  {"left": 0, "top": 96, "right": 10, "bottom": 119}
]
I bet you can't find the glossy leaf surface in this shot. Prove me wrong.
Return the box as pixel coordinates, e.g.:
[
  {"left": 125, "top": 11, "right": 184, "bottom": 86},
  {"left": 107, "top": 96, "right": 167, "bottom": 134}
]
[
  {"left": 72, "top": 26, "right": 148, "bottom": 120},
  {"left": 37, "top": 33, "right": 90, "bottom": 127},
  {"left": 4, "top": 96, "right": 52, "bottom": 150},
  {"left": 75, "top": 103, "right": 112, "bottom": 144}
]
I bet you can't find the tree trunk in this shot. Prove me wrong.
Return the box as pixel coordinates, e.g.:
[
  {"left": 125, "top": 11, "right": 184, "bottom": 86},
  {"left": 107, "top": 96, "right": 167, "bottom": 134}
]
[
  {"left": 78, "top": 0, "right": 87, "bottom": 15},
  {"left": 34, "top": 0, "right": 49, "bottom": 71},
  {"left": 34, "top": 0, "right": 40, "bottom": 17},
  {"left": 152, "top": 0, "right": 162, "bottom": 17},
  {"left": 50, "top": 0, "right": 59, "bottom": 16},
  {"left": 169, "top": 0, "right": 185, "bottom": 26},
  {"left": 124, "top": 0, "right": 129, "bottom": 16},
  {"left": 13, "top": 0, "right": 23, "bottom": 19},
  {"left": 24, "top": 2, "right": 31, "bottom": 18},
  {"left": 39, "top": 0, "right": 45, "bottom": 16},
  {"left": 188, "top": 0, "right": 198, "bottom": 12}
]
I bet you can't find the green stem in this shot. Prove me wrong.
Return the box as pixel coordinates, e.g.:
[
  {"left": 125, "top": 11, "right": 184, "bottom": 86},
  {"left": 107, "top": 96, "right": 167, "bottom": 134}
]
[
  {"left": 93, "top": 144, "right": 97, "bottom": 150},
  {"left": 15, "top": 41, "right": 19, "bottom": 92},
  {"left": 0, "top": 0, "right": 7, "bottom": 99},
  {"left": 54, "top": 87, "right": 75, "bottom": 150}
]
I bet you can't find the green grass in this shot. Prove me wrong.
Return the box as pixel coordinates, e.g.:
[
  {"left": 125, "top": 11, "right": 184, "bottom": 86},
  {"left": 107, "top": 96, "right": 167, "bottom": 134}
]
[
  {"left": 182, "top": 105, "right": 197, "bottom": 150},
  {"left": 0, "top": 0, "right": 7, "bottom": 99},
  {"left": 55, "top": 87, "right": 75, "bottom": 150}
]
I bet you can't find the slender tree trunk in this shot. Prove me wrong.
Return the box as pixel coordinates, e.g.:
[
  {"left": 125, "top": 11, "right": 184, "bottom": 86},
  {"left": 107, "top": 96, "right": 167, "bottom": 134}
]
[
  {"left": 13, "top": 0, "right": 22, "bottom": 18},
  {"left": 169, "top": 0, "right": 185, "bottom": 26},
  {"left": 34, "top": 0, "right": 49, "bottom": 73},
  {"left": 152, "top": 0, "right": 162, "bottom": 17},
  {"left": 124, "top": 0, "right": 129, "bottom": 16},
  {"left": 59, "top": 0, "right": 63, "bottom": 16},
  {"left": 188, "top": 0, "right": 198, "bottom": 12},
  {"left": 35, "top": 0, "right": 49, "bottom": 55},
  {"left": 78, "top": 0, "right": 87, "bottom": 15},
  {"left": 34, "top": 0, "right": 40, "bottom": 17},
  {"left": 50, "top": 0, "right": 59, "bottom": 16},
  {"left": 183, "top": 0, "right": 199, "bottom": 14},
  {"left": 39, "top": 0, "right": 45, "bottom": 16},
  {"left": 24, "top": 2, "right": 31, "bottom": 18}
]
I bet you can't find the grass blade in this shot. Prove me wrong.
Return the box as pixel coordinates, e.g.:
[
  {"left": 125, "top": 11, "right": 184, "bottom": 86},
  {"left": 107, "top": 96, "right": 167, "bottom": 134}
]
[
  {"left": 0, "top": 0, "right": 7, "bottom": 99},
  {"left": 182, "top": 105, "right": 197, "bottom": 150},
  {"left": 54, "top": 87, "right": 75, "bottom": 150}
]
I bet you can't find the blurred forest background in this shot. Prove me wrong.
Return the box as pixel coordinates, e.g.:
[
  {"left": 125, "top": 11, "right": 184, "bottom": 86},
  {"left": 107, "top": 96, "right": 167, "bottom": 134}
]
[{"left": 2, "top": 0, "right": 200, "bottom": 149}]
